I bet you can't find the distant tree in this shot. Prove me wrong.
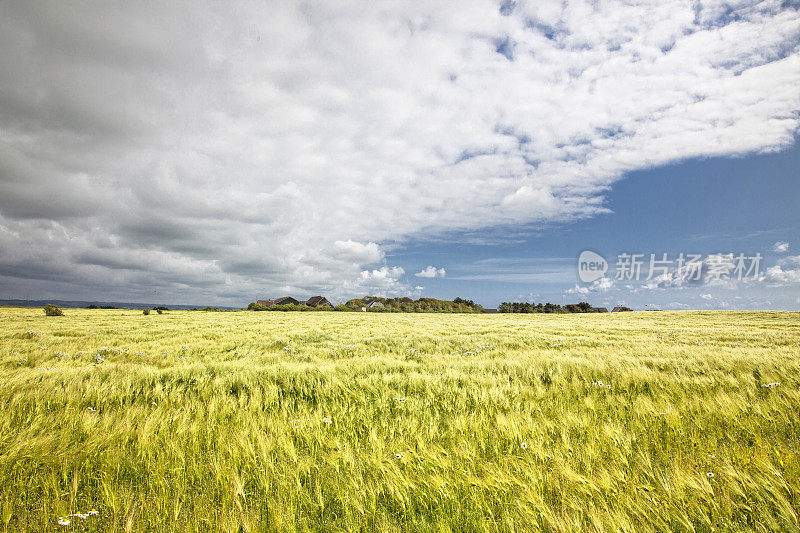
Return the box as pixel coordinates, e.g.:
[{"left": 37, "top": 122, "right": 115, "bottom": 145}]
[
  {"left": 143, "top": 308, "right": 150, "bottom": 315},
  {"left": 345, "top": 298, "right": 366, "bottom": 310},
  {"left": 44, "top": 304, "right": 63, "bottom": 316}
]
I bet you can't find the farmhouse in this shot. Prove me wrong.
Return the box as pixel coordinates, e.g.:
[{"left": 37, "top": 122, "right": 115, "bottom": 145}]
[
  {"left": 304, "top": 296, "right": 333, "bottom": 308},
  {"left": 611, "top": 306, "right": 633, "bottom": 312},
  {"left": 256, "top": 296, "right": 300, "bottom": 306},
  {"left": 363, "top": 298, "right": 384, "bottom": 309},
  {"left": 256, "top": 296, "right": 333, "bottom": 308}
]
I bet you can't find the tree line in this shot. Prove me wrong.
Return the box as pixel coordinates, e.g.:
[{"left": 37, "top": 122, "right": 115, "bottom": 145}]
[
  {"left": 247, "top": 296, "right": 483, "bottom": 313},
  {"left": 498, "top": 301, "right": 613, "bottom": 313}
]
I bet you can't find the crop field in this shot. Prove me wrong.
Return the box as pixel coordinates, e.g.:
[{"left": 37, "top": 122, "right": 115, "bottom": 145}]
[{"left": 1, "top": 308, "right": 799, "bottom": 532}]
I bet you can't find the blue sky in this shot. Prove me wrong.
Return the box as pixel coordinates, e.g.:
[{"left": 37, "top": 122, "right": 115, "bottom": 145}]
[
  {"left": 394, "top": 143, "right": 800, "bottom": 309},
  {"left": 0, "top": 2, "right": 798, "bottom": 308}
]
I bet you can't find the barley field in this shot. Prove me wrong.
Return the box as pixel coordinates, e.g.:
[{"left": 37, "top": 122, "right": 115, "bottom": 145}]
[{"left": 1, "top": 308, "right": 799, "bottom": 532}]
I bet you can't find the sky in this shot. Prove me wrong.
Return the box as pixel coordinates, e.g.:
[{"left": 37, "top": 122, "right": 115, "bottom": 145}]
[{"left": 0, "top": 0, "right": 798, "bottom": 309}]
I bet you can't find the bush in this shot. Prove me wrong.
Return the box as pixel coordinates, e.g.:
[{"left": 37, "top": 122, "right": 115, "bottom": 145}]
[
  {"left": 153, "top": 306, "right": 169, "bottom": 311},
  {"left": 143, "top": 308, "right": 150, "bottom": 315},
  {"left": 43, "top": 304, "right": 63, "bottom": 316},
  {"left": 156, "top": 309, "right": 163, "bottom": 314}
]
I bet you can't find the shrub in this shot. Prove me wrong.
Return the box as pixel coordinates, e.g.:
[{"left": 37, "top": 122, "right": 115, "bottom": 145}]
[
  {"left": 153, "top": 306, "right": 169, "bottom": 311},
  {"left": 156, "top": 309, "right": 163, "bottom": 314},
  {"left": 143, "top": 308, "right": 150, "bottom": 315},
  {"left": 43, "top": 304, "right": 63, "bottom": 316}
]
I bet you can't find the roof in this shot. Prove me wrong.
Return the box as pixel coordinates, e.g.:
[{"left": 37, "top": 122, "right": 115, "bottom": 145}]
[
  {"left": 305, "top": 296, "right": 332, "bottom": 307},
  {"left": 257, "top": 296, "right": 300, "bottom": 306}
]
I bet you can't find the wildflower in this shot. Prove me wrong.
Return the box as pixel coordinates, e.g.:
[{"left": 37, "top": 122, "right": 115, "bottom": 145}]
[
  {"left": 597, "top": 380, "right": 604, "bottom": 387},
  {"left": 706, "top": 472, "right": 714, "bottom": 478},
  {"left": 151, "top": 401, "right": 157, "bottom": 406},
  {"left": 395, "top": 453, "right": 404, "bottom": 459},
  {"left": 87, "top": 407, "right": 96, "bottom": 412},
  {"left": 322, "top": 417, "right": 332, "bottom": 425},
  {"left": 520, "top": 442, "right": 528, "bottom": 450},
  {"left": 708, "top": 454, "right": 716, "bottom": 459},
  {"left": 88, "top": 510, "right": 99, "bottom": 516},
  {"left": 57, "top": 517, "right": 70, "bottom": 526}
]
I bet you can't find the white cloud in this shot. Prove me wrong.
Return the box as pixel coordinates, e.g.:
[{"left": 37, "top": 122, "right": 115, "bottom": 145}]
[
  {"left": 773, "top": 241, "right": 790, "bottom": 252},
  {"left": 415, "top": 265, "right": 446, "bottom": 278},
  {"left": 763, "top": 255, "right": 800, "bottom": 284},
  {"left": 566, "top": 276, "right": 614, "bottom": 294},
  {"left": 566, "top": 285, "right": 590, "bottom": 295},
  {"left": 332, "top": 240, "right": 384, "bottom": 265},
  {"left": 0, "top": 1, "right": 798, "bottom": 303},
  {"left": 360, "top": 266, "right": 405, "bottom": 282},
  {"left": 700, "top": 293, "right": 713, "bottom": 300},
  {"left": 666, "top": 301, "right": 690, "bottom": 310}
]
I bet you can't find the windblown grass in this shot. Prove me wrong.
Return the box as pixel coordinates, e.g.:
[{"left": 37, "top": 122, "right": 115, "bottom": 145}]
[{"left": 1, "top": 308, "right": 799, "bottom": 532}]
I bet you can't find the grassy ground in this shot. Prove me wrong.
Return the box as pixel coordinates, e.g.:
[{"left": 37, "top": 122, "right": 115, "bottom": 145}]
[{"left": 1, "top": 308, "right": 799, "bottom": 532}]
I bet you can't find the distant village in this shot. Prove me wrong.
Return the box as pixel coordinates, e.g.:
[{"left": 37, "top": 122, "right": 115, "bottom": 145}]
[{"left": 248, "top": 296, "right": 634, "bottom": 313}]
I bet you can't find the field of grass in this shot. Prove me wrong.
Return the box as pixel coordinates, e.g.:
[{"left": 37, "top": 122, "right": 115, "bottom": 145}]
[{"left": 1, "top": 308, "right": 799, "bottom": 532}]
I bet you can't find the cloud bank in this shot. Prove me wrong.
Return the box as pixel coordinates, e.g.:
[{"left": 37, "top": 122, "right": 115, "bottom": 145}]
[{"left": 0, "top": 1, "right": 798, "bottom": 303}]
